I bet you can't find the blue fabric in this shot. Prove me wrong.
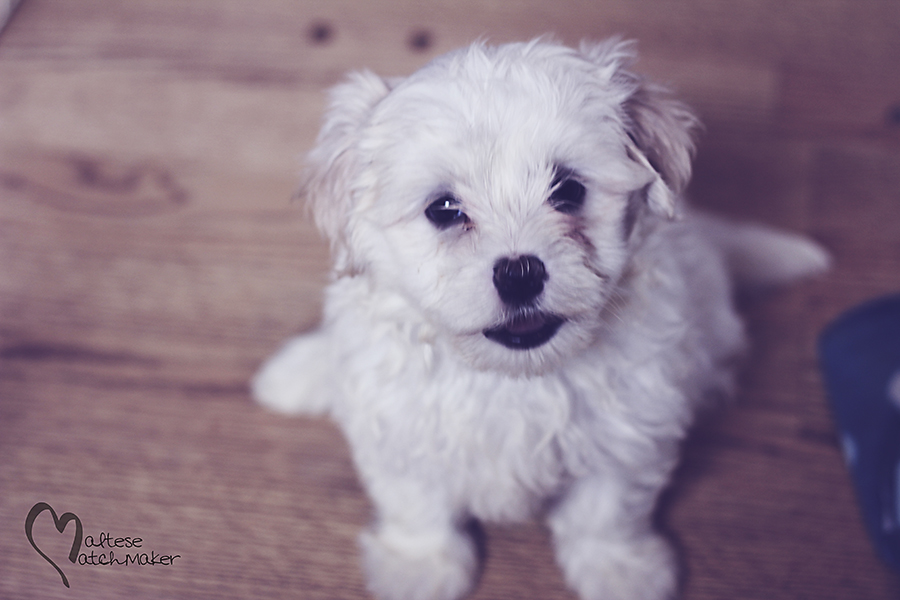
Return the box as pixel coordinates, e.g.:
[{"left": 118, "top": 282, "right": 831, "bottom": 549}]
[{"left": 819, "top": 294, "right": 900, "bottom": 573}]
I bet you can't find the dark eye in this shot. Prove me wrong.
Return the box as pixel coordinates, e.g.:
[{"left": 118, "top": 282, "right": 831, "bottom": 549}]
[
  {"left": 425, "top": 195, "right": 469, "bottom": 229},
  {"left": 549, "top": 170, "right": 586, "bottom": 214}
]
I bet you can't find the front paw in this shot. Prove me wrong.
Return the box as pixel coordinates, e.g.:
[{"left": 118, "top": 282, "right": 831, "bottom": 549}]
[
  {"left": 555, "top": 533, "right": 678, "bottom": 600},
  {"left": 359, "top": 525, "right": 478, "bottom": 600},
  {"left": 252, "top": 332, "right": 331, "bottom": 415}
]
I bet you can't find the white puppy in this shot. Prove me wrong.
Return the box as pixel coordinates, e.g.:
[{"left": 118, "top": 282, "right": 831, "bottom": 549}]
[{"left": 253, "top": 38, "right": 828, "bottom": 600}]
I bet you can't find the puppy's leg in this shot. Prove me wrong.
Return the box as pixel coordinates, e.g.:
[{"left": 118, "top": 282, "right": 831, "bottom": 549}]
[
  {"left": 359, "top": 478, "right": 478, "bottom": 600},
  {"left": 548, "top": 474, "right": 677, "bottom": 600},
  {"left": 252, "top": 329, "right": 332, "bottom": 415}
]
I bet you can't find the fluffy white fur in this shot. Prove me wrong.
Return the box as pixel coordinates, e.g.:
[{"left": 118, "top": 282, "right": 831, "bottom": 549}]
[{"left": 253, "top": 38, "right": 829, "bottom": 600}]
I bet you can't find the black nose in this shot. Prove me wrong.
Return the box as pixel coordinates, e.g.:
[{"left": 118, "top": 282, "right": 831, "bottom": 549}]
[{"left": 493, "top": 255, "right": 547, "bottom": 306}]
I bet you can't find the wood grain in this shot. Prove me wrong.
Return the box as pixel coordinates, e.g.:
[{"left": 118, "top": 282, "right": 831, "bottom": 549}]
[{"left": 1, "top": 1, "right": 899, "bottom": 599}]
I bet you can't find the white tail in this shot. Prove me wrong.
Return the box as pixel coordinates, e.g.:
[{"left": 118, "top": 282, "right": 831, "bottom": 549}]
[{"left": 695, "top": 213, "right": 831, "bottom": 289}]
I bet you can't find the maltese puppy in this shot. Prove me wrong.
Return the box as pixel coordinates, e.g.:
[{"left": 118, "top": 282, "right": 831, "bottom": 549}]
[{"left": 253, "top": 38, "right": 828, "bottom": 600}]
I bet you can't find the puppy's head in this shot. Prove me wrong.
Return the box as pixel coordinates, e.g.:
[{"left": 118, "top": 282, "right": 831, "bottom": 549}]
[{"left": 303, "top": 38, "right": 697, "bottom": 375}]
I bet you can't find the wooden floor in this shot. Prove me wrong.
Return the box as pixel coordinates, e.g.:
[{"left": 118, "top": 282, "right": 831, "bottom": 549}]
[{"left": 1, "top": 1, "right": 899, "bottom": 598}]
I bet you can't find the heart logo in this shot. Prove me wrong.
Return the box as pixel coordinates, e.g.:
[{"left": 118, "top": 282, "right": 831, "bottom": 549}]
[{"left": 24, "top": 502, "right": 83, "bottom": 588}]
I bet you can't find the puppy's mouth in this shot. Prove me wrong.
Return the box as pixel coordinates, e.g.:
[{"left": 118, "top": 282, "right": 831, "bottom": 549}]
[{"left": 483, "top": 312, "right": 564, "bottom": 350}]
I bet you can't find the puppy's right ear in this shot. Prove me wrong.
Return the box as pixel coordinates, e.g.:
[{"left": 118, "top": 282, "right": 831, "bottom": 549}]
[{"left": 301, "top": 70, "right": 392, "bottom": 274}]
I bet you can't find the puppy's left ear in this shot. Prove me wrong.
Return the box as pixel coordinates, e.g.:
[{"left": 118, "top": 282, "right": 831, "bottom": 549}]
[
  {"left": 622, "top": 81, "right": 699, "bottom": 219},
  {"left": 580, "top": 39, "right": 699, "bottom": 219}
]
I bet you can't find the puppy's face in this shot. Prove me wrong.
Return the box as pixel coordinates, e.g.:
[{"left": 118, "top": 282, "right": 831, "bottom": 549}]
[{"left": 306, "top": 40, "right": 696, "bottom": 375}]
